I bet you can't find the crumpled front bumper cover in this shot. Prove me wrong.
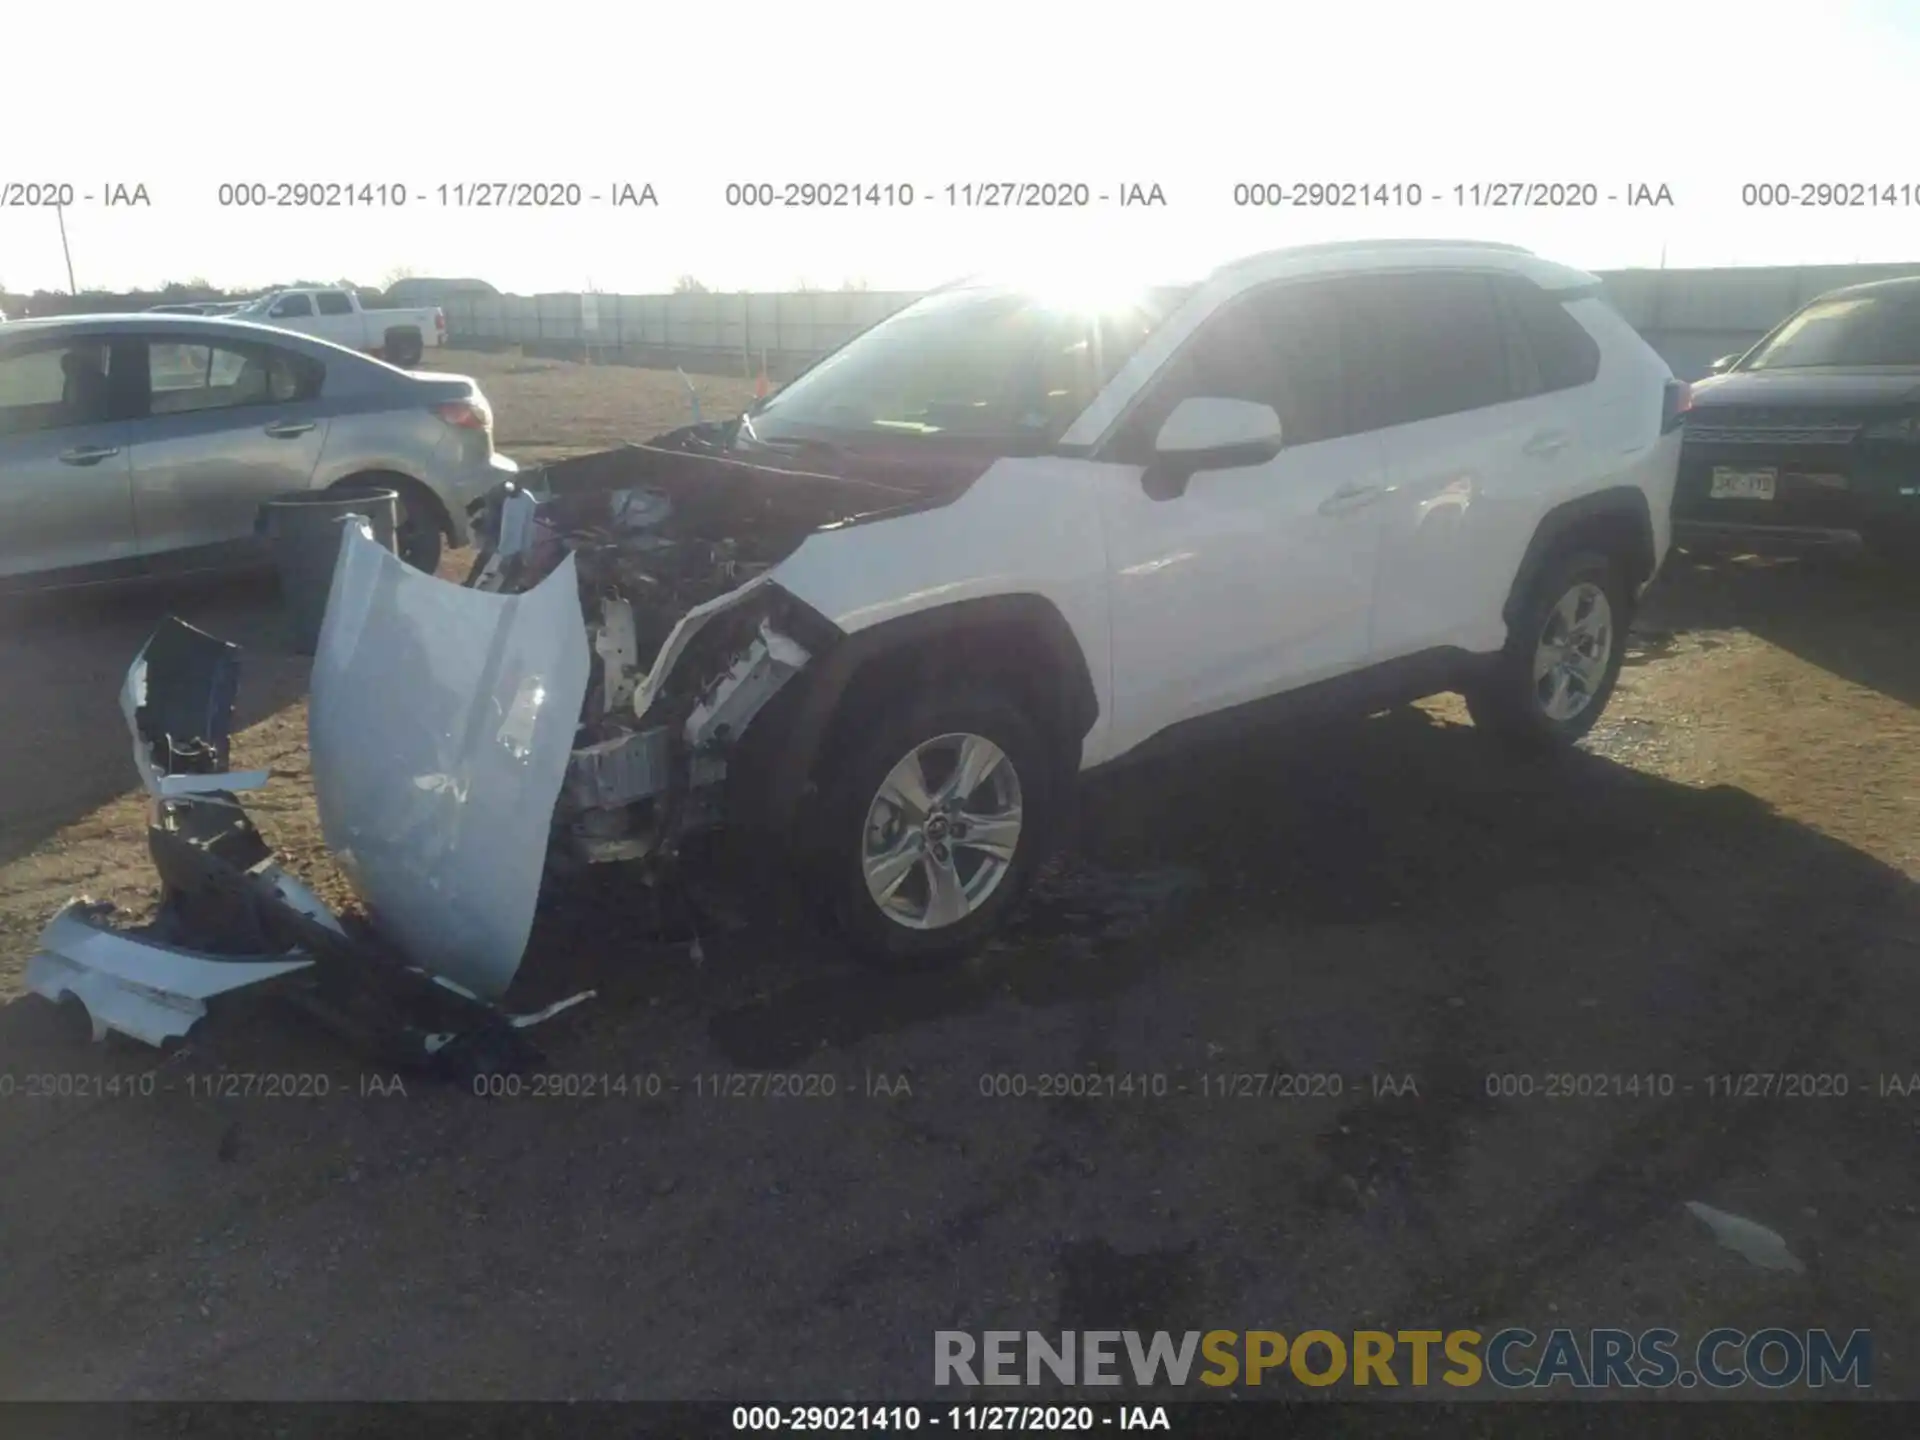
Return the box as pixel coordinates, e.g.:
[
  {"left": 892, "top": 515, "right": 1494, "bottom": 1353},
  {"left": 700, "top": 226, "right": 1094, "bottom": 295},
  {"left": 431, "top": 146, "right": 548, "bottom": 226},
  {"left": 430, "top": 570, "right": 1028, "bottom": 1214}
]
[{"left": 27, "top": 900, "right": 312, "bottom": 1048}]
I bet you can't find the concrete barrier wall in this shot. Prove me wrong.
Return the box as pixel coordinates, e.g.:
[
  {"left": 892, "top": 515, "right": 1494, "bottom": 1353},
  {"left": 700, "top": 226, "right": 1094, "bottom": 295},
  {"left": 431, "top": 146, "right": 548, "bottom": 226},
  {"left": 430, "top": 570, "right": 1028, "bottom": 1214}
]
[{"left": 446, "top": 264, "right": 1920, "bottom": 382}]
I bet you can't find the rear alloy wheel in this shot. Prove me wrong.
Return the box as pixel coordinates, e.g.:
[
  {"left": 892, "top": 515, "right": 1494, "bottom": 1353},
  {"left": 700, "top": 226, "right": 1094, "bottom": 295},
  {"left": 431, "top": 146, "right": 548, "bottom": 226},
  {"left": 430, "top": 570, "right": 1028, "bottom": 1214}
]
[
  {"left": 1532, "top": 581, "right": 1614, "bottom": 723},
  {"left": 1466, "top": 549, "right": 1628, "bottom": 749},
  {"left": 820, "top": 687, "right": 1058, "bottom": 967},
  {"left": 392, "top": 491, "right": 444, "bottom": 574}
]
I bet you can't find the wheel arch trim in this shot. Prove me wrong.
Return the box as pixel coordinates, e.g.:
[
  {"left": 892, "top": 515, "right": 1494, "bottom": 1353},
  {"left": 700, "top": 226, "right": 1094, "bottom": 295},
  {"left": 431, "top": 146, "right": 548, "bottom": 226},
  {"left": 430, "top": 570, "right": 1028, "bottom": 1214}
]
[
  {"left": 1502, "top": 485, "right": 1655, "bottom": 631},
  {"left": 738, "top": 591, "right": 1097, "bottom": 844}
]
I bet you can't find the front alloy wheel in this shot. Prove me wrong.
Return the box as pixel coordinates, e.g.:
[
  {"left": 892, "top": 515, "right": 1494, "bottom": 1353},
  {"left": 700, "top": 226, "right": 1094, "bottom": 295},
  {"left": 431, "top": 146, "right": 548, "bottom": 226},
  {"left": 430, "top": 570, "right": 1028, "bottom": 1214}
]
[
  {"left": 819, "top": 685, "right": 1058, "bottom": 967},
  {"left": 862, "top": 732, "right": 1024, "bottom": 930}
]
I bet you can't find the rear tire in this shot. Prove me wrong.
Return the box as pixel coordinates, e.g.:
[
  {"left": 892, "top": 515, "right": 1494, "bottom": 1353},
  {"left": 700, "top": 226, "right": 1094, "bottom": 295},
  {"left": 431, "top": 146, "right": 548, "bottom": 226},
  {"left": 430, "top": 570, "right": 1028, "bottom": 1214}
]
[
  {"left": 1466, "top": 549, "right": 1628, "bottom": 751},
  {"left": 392, "top": 491, "right": 444, "bottom": 574},
  {"left": 385, "top": 328, "right": 424, "bottom": 368},
  {"left": 813, "top": 684, "right": 1061, "bottom": 969},
  {"left": 335, "top": 474, "right": 445, "bottom": 574}
]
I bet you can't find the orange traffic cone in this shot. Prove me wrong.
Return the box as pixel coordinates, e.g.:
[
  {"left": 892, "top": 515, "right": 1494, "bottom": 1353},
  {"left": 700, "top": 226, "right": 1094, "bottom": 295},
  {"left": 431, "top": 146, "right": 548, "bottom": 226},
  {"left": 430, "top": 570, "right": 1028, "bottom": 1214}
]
[{"left": 754, "top": 348, "right": 770, "bottom": 400}]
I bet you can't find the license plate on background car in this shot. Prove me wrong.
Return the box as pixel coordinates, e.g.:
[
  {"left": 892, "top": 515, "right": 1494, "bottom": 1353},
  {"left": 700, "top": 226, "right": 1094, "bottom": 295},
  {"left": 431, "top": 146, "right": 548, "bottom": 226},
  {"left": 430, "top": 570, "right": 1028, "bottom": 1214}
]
[{"left": 1709, "top": 467, "right": 1777, "bottom": 501}]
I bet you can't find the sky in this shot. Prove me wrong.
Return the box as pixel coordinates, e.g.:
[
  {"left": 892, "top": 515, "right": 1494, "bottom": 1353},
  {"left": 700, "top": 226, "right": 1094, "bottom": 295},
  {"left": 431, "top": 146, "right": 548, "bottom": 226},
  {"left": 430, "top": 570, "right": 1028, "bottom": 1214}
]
[{"left": 3, "top": 0, "right": 1917, "bottom": 295}]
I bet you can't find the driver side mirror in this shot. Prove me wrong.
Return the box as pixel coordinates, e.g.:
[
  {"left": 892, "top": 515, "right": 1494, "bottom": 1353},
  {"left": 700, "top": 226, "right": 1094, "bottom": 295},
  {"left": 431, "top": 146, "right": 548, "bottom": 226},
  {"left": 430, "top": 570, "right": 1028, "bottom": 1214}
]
[{"left": 1144, "top": 397, "right": 1284, "bottom": 500}]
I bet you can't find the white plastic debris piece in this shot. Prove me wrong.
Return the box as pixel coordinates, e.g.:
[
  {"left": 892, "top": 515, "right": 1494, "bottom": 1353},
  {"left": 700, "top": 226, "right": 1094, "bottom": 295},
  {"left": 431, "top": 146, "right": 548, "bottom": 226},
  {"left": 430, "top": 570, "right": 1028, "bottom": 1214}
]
[
  {"left": 1684, "top": 1201, "right": 1806, "bottom": 1274},
  {"left": 24, "top": 901, "right": 313, "bottom": 1048},
  {"left": 508, "top": 990, "right": 597, "bottom": 1030}
]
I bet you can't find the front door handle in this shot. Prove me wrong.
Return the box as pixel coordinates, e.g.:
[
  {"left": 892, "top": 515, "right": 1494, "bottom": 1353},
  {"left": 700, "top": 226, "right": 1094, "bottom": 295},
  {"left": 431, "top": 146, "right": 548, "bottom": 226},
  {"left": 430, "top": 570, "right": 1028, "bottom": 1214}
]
[
  {"left": 1318, "top": 481, "right": 1384, "bottom": 516},
  {"left": 1523, "top": 431, "right": 1569, "bottom": 457},
  {"left": 264, "top": 420, "right": 315, "bottom": 438},
  {"left": 59, "top": 445, "right": 121, "bottom": 466}
]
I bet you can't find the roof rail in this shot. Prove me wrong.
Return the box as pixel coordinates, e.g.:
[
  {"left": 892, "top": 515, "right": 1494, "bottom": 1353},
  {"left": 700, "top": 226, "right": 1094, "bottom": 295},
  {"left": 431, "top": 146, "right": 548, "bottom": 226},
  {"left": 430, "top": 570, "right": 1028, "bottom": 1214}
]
[{"left": 1213, "top": 238, "right": 1534, "bottom": 273}]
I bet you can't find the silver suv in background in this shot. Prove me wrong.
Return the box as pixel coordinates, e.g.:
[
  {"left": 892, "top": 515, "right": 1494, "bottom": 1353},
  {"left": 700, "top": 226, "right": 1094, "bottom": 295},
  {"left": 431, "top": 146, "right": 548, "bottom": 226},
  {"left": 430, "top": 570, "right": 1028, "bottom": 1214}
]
[{"left": 0, "top": 313, "right": 516, "bottom": 585}]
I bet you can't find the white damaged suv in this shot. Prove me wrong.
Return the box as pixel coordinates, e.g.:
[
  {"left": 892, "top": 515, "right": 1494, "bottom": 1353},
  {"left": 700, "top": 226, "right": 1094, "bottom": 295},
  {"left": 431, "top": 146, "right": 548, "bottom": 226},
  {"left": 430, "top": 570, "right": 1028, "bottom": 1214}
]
[
  {"left": 86, "top": 240, "right": 1684, "bottom": 1018},
  {"left": 329, "top": 237, "right": 1683, "bottom": 983}
]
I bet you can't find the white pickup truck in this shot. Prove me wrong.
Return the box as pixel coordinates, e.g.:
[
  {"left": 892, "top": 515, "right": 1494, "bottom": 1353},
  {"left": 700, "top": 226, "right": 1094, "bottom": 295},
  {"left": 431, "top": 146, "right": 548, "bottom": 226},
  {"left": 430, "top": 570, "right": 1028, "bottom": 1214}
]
[{"left": 230, "top": 287, "right": 446, "bottom": 367}]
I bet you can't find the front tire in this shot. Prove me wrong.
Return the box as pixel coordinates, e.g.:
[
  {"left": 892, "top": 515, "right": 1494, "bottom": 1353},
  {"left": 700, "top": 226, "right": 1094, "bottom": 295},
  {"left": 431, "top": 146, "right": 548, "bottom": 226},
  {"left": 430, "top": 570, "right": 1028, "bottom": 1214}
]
[
  {"left": 1466, "top": 549, "right": 1628, "bottom": 750},
  {"left": 815, "top": 685, "right": 1060, "bottom": 968}
]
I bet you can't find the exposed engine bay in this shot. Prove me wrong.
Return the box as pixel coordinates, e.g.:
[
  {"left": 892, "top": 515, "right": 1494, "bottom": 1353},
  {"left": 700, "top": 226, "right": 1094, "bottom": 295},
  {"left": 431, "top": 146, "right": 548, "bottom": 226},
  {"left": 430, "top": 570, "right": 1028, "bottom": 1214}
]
[{"left": 468, "top": 439, "right": 931, "bottom": 870}]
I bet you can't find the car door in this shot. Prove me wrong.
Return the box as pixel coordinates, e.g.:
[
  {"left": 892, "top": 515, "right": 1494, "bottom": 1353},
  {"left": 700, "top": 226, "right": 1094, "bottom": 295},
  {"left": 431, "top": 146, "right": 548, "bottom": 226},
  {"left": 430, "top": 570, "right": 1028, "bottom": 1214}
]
[
  {"left": 127, "top": 332, "right": 331, "bottom": 563},
  {"left": 262, "top": 291, "right": 317, "bottom": 338},
  {"left": 311, "top": 290, "right": 363, "bottom": 348},
  {"left": 0, "top": 333, "right": 138, "bottom": 580},
  {"left": 1356, "top": 270, "right": 1579, "bottom": 661},
  {"left": 1096, "top": 280, "right": 1387, "bottom": 758}
]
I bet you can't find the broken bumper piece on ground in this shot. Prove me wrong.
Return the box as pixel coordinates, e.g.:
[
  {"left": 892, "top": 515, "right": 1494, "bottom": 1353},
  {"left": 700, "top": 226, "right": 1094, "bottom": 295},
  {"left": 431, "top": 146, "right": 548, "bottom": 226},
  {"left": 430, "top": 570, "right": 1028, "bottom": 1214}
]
[{"left": 24, "top": 600, "right": 591, "bottom": 1077}]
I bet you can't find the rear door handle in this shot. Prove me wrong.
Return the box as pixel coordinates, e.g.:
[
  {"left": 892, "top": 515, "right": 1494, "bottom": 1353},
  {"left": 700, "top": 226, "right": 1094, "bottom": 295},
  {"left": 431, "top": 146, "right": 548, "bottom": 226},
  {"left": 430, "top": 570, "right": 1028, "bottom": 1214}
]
[
  {"left": 58, "top": 445, "right": 121, "bottom": 466},
  {"left": 1318, "top": 481, "right": 1384, "bottom": 516},
  {"left": 1523, "top": 431, "right": 1569, "bottom": 457},
  {"left": 264, "top": 420, "right": 315, "bottom": 438}
]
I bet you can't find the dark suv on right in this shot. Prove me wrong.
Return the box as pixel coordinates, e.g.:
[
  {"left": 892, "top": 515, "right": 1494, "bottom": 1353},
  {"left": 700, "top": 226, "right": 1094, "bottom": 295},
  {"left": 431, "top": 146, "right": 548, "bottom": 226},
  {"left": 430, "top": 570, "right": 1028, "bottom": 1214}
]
[{"left": 1676, "top": 275, "right": 1920, "bottom": 560}]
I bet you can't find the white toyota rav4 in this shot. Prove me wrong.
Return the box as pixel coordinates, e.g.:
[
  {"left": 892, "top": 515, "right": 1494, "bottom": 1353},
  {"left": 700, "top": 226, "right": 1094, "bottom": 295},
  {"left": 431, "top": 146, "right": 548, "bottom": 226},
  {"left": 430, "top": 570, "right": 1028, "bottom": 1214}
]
[
  {"left": 63, "top": 240, "right": 1686, "bottom": 1030},
  {"left": 306, "top": 236, "right": 1682, "bottom": 987}
]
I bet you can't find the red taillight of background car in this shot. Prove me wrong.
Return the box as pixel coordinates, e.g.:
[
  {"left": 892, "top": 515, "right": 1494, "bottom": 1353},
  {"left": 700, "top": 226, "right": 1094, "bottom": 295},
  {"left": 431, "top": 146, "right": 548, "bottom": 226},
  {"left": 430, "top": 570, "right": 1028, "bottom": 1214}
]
[
  {"left": 1661, "top": 379, "right": 1693, "bottom": 433},
  {"left": 435, "top": 311, "right": 446, "bottom": 339},
  {"left": 434, "top": 399, "right": 491, "bottom": 431}
]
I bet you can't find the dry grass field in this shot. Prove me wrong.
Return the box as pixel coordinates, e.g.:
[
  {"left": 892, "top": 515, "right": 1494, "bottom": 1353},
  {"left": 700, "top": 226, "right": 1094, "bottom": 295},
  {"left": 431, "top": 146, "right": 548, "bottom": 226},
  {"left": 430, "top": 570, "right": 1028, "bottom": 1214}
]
[{"left": 1, "top": 348, "right": 1917, "bottom": 1404}]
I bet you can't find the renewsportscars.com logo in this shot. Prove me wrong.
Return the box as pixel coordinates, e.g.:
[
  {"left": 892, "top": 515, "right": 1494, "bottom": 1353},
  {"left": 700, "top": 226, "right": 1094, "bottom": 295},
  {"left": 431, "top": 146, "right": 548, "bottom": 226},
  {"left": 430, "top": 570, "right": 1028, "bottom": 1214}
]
[{"left": 934, "top": 1328, "right": 1873, "bottom": 1391}]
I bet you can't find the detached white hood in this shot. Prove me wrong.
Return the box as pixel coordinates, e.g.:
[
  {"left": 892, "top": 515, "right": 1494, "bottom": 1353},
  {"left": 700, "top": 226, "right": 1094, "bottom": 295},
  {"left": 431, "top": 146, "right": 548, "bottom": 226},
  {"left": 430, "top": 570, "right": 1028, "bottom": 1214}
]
[{"left": 309, "top": 524, "right": 591, "bottom": 998}]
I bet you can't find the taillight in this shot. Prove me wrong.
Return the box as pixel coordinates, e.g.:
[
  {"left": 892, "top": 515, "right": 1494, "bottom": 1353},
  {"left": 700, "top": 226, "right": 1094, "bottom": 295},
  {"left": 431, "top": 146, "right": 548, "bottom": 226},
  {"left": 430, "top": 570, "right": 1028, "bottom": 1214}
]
[
  {"left": 435, "top": 311, "right": 446, "bottom": 338},
  {"left": 1661, "top": 379, "right": 1692, "bottom": 433},
  {"left": 434, "top": 399, "right": 491, "bottom": 431}
]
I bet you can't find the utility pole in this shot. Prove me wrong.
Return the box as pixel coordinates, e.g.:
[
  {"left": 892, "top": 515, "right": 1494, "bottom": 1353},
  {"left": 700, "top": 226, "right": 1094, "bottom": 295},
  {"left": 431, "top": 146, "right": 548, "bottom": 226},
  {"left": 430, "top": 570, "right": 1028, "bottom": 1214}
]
[{"left": 55, "top": 203, "right": 77, "bottom": 293}]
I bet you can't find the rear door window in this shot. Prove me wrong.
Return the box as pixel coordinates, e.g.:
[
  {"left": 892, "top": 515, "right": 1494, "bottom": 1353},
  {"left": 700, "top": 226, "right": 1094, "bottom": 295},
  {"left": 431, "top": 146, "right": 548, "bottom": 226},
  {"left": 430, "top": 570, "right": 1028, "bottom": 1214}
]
[
  {"left": 144, "top": 339, "right": 322, "bottom": 415},
  {"left": 314, "top": 291, "right": 354, "bottom": 316},
  {"left": 1347, "top": 272, "right": 1515, "bottom": 430}
]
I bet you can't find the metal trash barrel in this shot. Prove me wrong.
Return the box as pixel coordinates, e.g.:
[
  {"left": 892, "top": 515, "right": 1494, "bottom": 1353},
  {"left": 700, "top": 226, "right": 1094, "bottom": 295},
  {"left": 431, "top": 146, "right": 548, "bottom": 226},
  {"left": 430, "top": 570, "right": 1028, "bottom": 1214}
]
[{"left": 259, "top": 489, "right": 398, "bottom": 654}]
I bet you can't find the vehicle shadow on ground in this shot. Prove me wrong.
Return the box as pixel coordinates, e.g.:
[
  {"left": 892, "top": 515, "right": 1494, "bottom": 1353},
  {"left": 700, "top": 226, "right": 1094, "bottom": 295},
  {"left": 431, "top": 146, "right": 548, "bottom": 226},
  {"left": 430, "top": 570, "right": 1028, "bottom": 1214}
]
[
  {"left": 0, "top": 571, "right": 311, "bottom": 867},
  {"left": 522, "top": 700, "right": 1920, "bottom": 1082},
  {"left": 1639, "top": 551, "right": 1920, "bottom": 707}
]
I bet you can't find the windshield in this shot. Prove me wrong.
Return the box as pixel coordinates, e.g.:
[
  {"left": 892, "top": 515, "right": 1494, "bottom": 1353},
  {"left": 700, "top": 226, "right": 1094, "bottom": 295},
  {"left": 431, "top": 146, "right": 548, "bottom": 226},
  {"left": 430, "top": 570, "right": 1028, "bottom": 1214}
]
[
  {"left": 745, "top": 284, "right": 1191, "bottom": 448},
  {"left": 1742, "top": 291, "right": 1920, "bottom": 371}
]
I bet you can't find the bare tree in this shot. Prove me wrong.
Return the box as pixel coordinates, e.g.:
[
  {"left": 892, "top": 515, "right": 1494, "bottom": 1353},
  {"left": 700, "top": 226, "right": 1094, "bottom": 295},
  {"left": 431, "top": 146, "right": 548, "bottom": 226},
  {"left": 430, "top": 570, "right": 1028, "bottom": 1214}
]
[{"left": 673, "top": 275, "right": 710, "bottom": 294}]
